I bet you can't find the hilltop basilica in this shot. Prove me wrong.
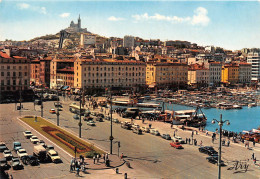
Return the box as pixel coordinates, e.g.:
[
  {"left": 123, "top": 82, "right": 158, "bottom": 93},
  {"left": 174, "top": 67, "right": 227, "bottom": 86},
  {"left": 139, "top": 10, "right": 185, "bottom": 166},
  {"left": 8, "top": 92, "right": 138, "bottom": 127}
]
[{"left": 65, "top": 15, "right": 88, "bottom": 33}]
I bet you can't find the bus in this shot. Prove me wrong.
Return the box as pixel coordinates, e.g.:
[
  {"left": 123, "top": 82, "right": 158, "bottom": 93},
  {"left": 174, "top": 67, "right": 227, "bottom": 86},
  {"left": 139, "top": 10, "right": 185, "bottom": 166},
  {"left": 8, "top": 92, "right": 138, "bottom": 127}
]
[{"left": 69, "top": 102, "right": 85, "bottom": 115}]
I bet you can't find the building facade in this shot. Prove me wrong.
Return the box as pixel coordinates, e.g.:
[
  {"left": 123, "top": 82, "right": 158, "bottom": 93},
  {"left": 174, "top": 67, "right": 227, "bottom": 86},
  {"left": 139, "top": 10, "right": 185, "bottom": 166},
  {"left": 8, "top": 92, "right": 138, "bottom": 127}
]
[
  {"left": 74, "top": 58, "right": 146, "bottom": 89},
  {"left": 206, "top": 62, "right": 222, "bottom": 86},
  {"left": 123, "top": 35, "right": 135, "bottom": 48},
  {"left": 188, "top": 64, "right": 209, "bottom": 87},
  {"left": 0, "top": 51, "right": 30, "bottom": 92},
  {"left": 146, "top": 62, "right": 188, "bottom": 88},
  {"left": 247, "top": 52, "right": 260, "bottom": 81},
  {"left": 221, "top": 63, "right": 239, "bottom": 85},
  {"left": 238, "top": 62, "right": 251, "bottom": 84}
]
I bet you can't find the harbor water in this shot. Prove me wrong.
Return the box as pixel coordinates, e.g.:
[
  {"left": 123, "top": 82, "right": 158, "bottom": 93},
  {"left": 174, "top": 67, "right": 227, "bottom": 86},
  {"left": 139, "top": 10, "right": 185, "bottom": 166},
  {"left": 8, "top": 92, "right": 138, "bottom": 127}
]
[{"left": 162, "top": 102, "right": 260, "bottom": 133}]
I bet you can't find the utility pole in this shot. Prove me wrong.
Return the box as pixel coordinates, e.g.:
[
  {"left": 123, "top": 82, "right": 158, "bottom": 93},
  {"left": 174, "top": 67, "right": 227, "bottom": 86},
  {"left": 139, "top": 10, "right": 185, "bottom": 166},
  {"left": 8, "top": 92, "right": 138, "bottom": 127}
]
[
  {"left": 109, "top": 89, "right": 114, "bottom": 154},
  {"left": 41, "top": 84, "right": 43, "bottom": 117}
]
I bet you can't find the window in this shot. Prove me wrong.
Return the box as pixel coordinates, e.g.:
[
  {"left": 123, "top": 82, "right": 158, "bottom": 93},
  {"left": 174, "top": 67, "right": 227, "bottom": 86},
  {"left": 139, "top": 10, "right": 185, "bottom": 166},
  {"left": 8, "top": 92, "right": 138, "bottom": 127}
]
[
  {"left": 1, "top": 80, "right": 4, "bottom": 85},
  {"left": 24, "top": 72, "right": 27, "bottom": 76},
  {"left": 19, "top": 66, "right": 22, "bottom": 70},
  {"left": 24, "top": 80, "right": 27, "bottom": 85},
  {"left": 7, "top": 72, "right": 10, "bottom": 76},
  {"left": 7, "top": 66, "right": 10, "bottom": 69},
  {"left": 7, "top": 80, "right": 10, "bottom": 85},
  {"left": 13, "top": 66, "right": 16, "bottom": 69},
  {"left": 1, "top": 72, "right": 4, "bottom": 76},
  {"left": 25, "top": 66, "right": 27, "bottom": 70}
]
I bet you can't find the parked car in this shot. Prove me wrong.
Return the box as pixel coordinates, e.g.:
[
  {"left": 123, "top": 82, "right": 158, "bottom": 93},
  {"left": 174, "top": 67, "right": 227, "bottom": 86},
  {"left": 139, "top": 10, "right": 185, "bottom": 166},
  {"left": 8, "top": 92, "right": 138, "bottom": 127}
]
[
  {"left": 37, "top": 140, "right": 46, "bottom": 148},
  {"left": 73, "top": 114, "right": 79, "bottom": 120},
  {"left": 141, "top": 126, "right": 150, "bottom": 133},
  {"left": 45, "top": 145, "right": 54, "bottom": 151},
  {"left": 162, "top": 134, "right": 171, "bottom": 140},
  {"left": 199, "top": 146, "right": 218, "bottom": 156},
  {"left": 47, "top": 150, "right": 62, "bottom": 163},
  {"left": 0, "top": 158, "right": 10, "bottom": 170},
  {"left": 3, "top": 150, "right": 13, "bottom": 160},
  {"left": 95, "top": 117, "right": 104, "bottom": 122},
  {"left": 170, "top": 142, "right": 183, "bottom": 149},
  {"left": 23, "top": 131, "right": 33, "bottom": 139},
  {"left": 90, "top": 112, "right": 97, "bottom": 116},
  {"left": 49, "top": 109, "right": 56, "bottom": 114},
  {"left": 150, "top": 129, "right": 160, "bottom": 136},
  {"left": 172, "top": 136, "right": 185, "bottom": 144},
  {"left": 17, "top": 149, "right": 28, "bottom": 158},
  {"left": 121, "top": 122, "right": 132, "bottom": 130},
  {"left": 133, "top": 128, "right": 142, "bottom": 135},
  {"left": 105, "top": 116, "right": 111, "bottom": 121},
  {"left": 13, "top": 142, "right": 22, "bottom": 152},
  {"left": 83, "top": 116, "right": 93, "bottom": 121},
  {"left": 87, "top": 120, "right": 96, "bottom": 126},
  {"left": 112, "top": 118, "right": 120, "bottom": 123},
  {"left": 11, "top": 157, "right": 24, "bottom": 170},
  {"left": 0, "top": 142, "right": 7, "bottom": 152},
  {"left": 25, "top": 155, "right": 39, "bottom": 166},
  {"left": 96, "top": 113, "right": 104, "bottom": 118},
  {"left": 30, "top": 136, "right": 40, "bottom": 144}
]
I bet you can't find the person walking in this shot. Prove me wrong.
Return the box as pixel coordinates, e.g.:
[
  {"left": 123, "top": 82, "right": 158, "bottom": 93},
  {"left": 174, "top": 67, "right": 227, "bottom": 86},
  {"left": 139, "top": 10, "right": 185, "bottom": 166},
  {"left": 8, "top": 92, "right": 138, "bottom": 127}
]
[
  {"left": 186, "top": 138, "right": 188, "bottom": 144},
  {"left": 200, "top": 140, "right": 203, "bottom": 146},
  {"left": 253, "top": 157, "right": 256, "bottom": 164},
  {"left": 188, "top": 138, "right": 191, "bottom": 144},
  {"left": 253, "top": 140, "right": 255, "bottom": 147},
  {"left": 76, "top": 160, "right": 80, "bottom": 177},
  {"left": 252, "top": 153, "right": 255, "bottom": 160},
  {"left": 173, "top": 131, "right": 175, "bottom": 137},
  {"left": 212, "top": 136, "right": 214, "bottom": 143},
  {"left": 93, "top": 156, "right": 96, "bottom": 164},
  {"left": 171, "top": 123, "right": 173, "bottom": 129},
  {"left": 121, "top": 153, "right": 124, "bottom": 160},
  {"left": 227, "top": 140, "right": 230, "bottom": 147},
  {"left": 96, "top": 154, "right": 99, "bottom": 163},
  {"left": 103, "top": 154, "right": 106, "bottom": 162}
]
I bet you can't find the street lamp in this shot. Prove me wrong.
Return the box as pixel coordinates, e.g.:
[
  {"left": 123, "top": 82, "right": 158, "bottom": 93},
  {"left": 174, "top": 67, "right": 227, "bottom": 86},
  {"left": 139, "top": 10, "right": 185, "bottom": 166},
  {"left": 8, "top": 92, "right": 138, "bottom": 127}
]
[
  {"left": 79, "top": 89, "right": 83, "bottom": 138},
  {"left": 211, "top": 114, "right": 230, "bottom": 179},
  {"left": 109, "top": 88, "right": 114, "bottom": 154}
]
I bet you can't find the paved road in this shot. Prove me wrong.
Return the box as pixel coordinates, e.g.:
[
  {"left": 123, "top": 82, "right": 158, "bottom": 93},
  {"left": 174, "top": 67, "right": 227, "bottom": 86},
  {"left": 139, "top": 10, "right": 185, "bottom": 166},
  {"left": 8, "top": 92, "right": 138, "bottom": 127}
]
[{"left": 1, "top": 99, "right": 259, "bottom": 179}]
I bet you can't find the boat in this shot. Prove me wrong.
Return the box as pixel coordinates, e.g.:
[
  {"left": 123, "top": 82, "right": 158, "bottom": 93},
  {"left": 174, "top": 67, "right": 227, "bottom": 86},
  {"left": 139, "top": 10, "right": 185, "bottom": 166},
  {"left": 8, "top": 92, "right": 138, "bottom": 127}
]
[
  {"left": 233, "top": 105, "right": 242, "bottom": 109},
  {"left": 169, "top": 106, "right": 207, "bottom": 127},
  {"left": 248, "top": 103, "right": 257, "bottom": 108}
]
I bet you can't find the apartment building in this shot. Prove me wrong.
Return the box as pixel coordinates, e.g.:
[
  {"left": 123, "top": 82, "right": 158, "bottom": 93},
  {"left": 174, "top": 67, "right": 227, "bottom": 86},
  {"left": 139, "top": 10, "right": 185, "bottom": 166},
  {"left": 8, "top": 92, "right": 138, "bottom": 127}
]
[
  {"left": 206, "top": 62, "right": 222, "bottom": 87},
  {"left": 146, "top": 61, "right": 188, "bottom": 88},
  {"left": 221, "top": 63, "right": 239, "bottom": 85},
  {"left": 238, "top": 62, "right": 251, "bottom": 84},
  {"left": 74, "top": 58, "right": 146, "bottom": 89},
  {"left": 0, "top": 51, "right": 30, "bottom": 92},
  {"left": 247, "top": 52, "right": 260, "bottom": 81},
  {"left": 188, "top": 64, "right": 209, "bottom": 87}
]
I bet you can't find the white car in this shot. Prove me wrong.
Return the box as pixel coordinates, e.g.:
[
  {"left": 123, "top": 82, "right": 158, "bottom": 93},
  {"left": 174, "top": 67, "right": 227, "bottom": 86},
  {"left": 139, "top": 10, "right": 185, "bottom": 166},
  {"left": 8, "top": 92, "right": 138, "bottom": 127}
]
[
  {"left": 141, "top": 126, "right": 150, "bottom": 133},
  {"left": 150, "top": 129, "right": 160, "bottom": 136},
  {"left": 172, "top": 136, "right": 185, "bottom": 144},
  {"left": 23, "top": 131, "right": 33, "bottom": 139},
  {"left": 30, "top": 136, "right": 40, "bottom": 144},
  {"left": 3, "top": 150, "right": 13, "bottom": 160},
  {"left": 17, "top": 149, "right": 28, "bottom": 158}
]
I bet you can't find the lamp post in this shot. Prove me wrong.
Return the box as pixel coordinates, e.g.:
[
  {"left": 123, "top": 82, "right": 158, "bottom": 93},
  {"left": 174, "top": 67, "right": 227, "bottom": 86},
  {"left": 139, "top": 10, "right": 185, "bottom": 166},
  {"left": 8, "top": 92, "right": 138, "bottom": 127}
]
[
  {"left": 109, "top": 88, "right": 114, "bottom": 154},
  {"left": 56, "top": 89, "right": 60, "bottom": 126},
  {"left": 212, "top": 114, "right": 230, "bottom": 179},
  {"left": 79, "top": 89, "right": 82, "bottom": 138}
]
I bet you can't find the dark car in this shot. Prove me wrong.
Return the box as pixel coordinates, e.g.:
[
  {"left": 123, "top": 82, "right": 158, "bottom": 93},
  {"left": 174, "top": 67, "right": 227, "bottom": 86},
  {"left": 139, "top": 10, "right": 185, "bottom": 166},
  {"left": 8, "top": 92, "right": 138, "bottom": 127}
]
[
  {"left": 206, "top": 155, "right": 224, "bottom": 166},
  {"left": 0, "top": 143, "right": 7, "bottom": 152},
  {"left": 0, "top": 158, "right": 11, "bottom": 170},
  {"left": 162, "top": 134, "right": 171, "bottom": 140},
  {"left": 11, "top": 157, "right": 24, "bottom": 170},
  {"left": 199, "top": 146, "right": 218, "bottom": 156},
  {"left": 95, "top": 117, "right": 104, "bottom": 122},
  {"left": 105, "top": 116, "right": 111, "bottom": 121},
  {"left": 96, "top": 113, "right": 104, "bottom": 118},
  {"left": 26, "top": 155, "right": 39, "bottom": 166}
]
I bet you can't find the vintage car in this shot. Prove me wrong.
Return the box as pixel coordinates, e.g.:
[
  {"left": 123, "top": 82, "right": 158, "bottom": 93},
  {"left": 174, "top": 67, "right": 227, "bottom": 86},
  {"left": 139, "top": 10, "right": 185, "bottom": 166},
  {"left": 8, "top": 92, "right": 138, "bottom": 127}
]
[
  {"left": 170, "top": 142, "right": 183, "bottom": 149},
  {"left": 87, "top": 120, "right": 96, "bottom": 126},
  {"left": 0, "top": 142, "right": 8, "bottom": 152},
  {"left": 0, "top": 158, "right": 10, "bottom": 170},
  {"left": 30, "top": 136, "right": 40, "bottom": 144},
  {"left": 150, "top": 129, "right": 160, "bottom": 136},
  {"left": 23, "top": 131, "right": 33, "bottom": 139},
  {"left": 17, "top": 149, "right": 28, "bottom": 158},
  {"left": 47, "top": 150, "right": 62, "bottom": 163},
  {"left": 3, "top": 150, "right": 13, "bottom": 160},
  {"left": 199, "top": 146, "right": 218, "bottom": 156},
  {"left": 162, "top": 134, "right": 171, "bottom": 140},
  {"left": 49, "top": 109, "right": 56, "bottom": 114},
  {"left": 11, "top": 157, "right": 24, "bottom": 170}
]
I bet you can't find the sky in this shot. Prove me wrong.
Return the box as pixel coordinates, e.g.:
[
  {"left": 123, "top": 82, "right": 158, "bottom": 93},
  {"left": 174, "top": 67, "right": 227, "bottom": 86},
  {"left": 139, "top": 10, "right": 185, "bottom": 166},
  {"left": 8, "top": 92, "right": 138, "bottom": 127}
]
[{"left": 0, "top": 0, "right": 260, "bottom": 50}]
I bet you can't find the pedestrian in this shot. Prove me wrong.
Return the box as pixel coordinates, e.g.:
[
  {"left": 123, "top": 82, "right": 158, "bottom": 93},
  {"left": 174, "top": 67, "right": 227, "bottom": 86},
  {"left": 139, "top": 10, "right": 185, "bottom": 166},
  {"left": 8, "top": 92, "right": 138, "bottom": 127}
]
[
  {"left": 200, "top": 140, "right": 203, "bottom": 146},
  {"left": 106, "top": 153, "right": 109, "bottom": 160},
  {"left": 76, "top": 161, "right": 80, "bottom": 177},
  {"left": 253, "top": 157, "right": 256, "bottom": 164},
  {"left": 103, "top": 154, "right": 106, "bottom": 162},
  {"left": 70, "top": 157, "right": 74, "bottom": 172},
  {"left": 96, "top": 154, "right": 99, "bottom": 163},
  {"left": 252, "top": 153, "right": 255, "bottom": 160},
  {"left": 149, "top": 124, "right": 152, "bottom": 128},
  {"left": 195, "top": 139, "right": 197, "bottom": 146},
  {"left": 253, "top": 140, "right": 255, "bottom": 147},
  {"left": 212, "top": 136, "right": 214, "bottom": 143},
  {"left": 93, "top": 156, "right": 96, "bottom": 164},
  {"left": 186, "top": 138, "right": 188, "bottom": 144},
  {"left": 196, "top": 130, "right": 198, "bottom": 135},
  {"left": 121, "top": 153, "right": 124, "bottom": 160},
  {"left": 206, "top": 131, "right": 208, "bottom": 136},
  {"left": 227, "top": 140, "right": 230, "bottom": 147},
  {"left": 171, "top": 123, "right": 173, "bottom": 129},
  {"left": 188, "top": 138, "right": 191, "bottom": 144},
  {"left": 142, "top": 119, "right": 144, "bottom": 123},
  {"left": 173, "top": 131, "right": 175, "bottom": 137},
  {"left": 192, "top": 130, "right": 194, "bottom": 136}
]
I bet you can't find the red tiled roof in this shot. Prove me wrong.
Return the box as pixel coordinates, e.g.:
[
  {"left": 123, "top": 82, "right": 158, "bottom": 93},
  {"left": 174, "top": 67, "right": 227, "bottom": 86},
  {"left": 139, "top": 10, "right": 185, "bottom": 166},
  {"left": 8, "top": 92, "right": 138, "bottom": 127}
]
[{"left": 0, "top": 51, "right": 11, "bottom": 58}]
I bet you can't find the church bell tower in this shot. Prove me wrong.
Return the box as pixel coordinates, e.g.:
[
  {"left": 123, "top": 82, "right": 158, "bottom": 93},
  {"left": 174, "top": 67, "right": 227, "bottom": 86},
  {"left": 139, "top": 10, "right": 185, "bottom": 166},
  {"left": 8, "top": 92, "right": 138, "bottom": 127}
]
[{"left": 78, "top": 14, "right": 81, "bottom": 29}]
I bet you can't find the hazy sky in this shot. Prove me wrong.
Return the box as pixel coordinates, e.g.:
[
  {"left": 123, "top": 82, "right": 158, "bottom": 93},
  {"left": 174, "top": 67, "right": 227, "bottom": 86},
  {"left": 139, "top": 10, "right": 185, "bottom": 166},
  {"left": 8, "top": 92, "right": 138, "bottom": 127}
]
[{"left": 0, "top": 0, "right": 260, "bottom": 50}]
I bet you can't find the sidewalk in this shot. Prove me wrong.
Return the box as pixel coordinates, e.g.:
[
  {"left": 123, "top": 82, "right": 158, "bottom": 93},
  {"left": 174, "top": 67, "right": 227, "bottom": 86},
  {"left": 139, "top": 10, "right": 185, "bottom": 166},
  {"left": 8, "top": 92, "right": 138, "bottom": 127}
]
[{"left": 83, "top": 154, "right": 125, "bottom": 170}]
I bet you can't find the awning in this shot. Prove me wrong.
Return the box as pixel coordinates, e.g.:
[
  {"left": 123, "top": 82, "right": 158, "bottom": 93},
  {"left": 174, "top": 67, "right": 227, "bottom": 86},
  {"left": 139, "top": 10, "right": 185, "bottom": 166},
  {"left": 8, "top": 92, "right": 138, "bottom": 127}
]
[{"left": 62, "top": 86, "right": 69, "bottom": 90}]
